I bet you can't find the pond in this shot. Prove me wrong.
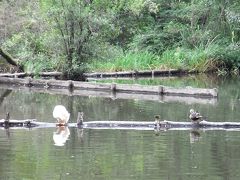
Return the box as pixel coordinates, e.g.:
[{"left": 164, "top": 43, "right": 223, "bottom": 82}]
[{"left": 0, "top": 74, "right": 239, "bottom": 180}]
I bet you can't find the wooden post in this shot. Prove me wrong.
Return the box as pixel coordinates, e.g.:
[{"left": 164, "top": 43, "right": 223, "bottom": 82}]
[
  {"left": 68, "top": 80, "right": 74, "bottom": 91},
  {"left": 24, "top": 77, "right": 32, "bottom": 87},
  {"left": 4, "top": 112, "right": 10, "bottom": 128},
  {"left": 158, "top": 86, "right": 163, "bottom": 95},
  {"left": 151, "top": 70, "right": 154, "bottom": 78},
  {"left": 111, "top": 83, "right": 116, "bottom": 92},
  {"left": 77, "top": 112, "right": 84, "bottom": 126}
]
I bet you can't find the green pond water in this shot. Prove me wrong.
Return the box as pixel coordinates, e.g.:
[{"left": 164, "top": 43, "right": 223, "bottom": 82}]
[{"left": 0, "top": 74, "right": 239, "bottom": 180}]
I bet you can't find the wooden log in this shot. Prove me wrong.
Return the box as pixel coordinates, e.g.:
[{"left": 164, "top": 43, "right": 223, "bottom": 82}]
[
  {"left": 80, "top": 121, "right": 155, "bottom": 130},
  {"left": 163, "top": 86, "right": 218, "bottom": 97},
  {"left": 1, "top": 119, "right": 240, "bottom": 131},
  {"left": 86, "top": 76, "right": 177, "bottom": 81},
  {"left": 0, "top": 77, "right": 28, "bottom": 85},
  {"left": 38, "top": 72, "right": 63, "bottom": 77},
  {"left": 74, "top": 81, "right": 112, "bottom": 91},
  {"left": 83, "top": 69, "right": 190, "bottom": 78},
  {"left": 0, "top": 72, "right": 62, "bottom": 78},
  {"left": 0, "top": 73, "right": 27, "bottom": 78},
  {"left": 37, "top": 79, "right": 72, "bottom": 89},
  {"left": 0, "top": 84, "right": 217, "bottom": 105},
  {"left": 81, "top": 120, "right": 240, "bottom": 131},
  {"left": 83, "top": 71, "right": 135, "bottom": 78},
  {"left": 116, "top": 83, "right": 161, "bottom": 94},
  {"left": 0, "top": 119, "right": 38, "bottom": 128},
  {"left": 0, "top": 77, "right": 218, "bottom": 97},
  {"left": 156, "top": 120, "right": 240, "bottom": 131}
]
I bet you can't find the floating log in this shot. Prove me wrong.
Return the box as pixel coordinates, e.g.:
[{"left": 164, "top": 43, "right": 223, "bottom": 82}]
[
  {"left": 1, "top": 119, "right": 240, "bottom": 131},
  {"left": 83, "top": 69, "right": 197, "bottom": 78},
  {"left": 86, "top": 76, "right": 177, "bottom": 81},
  {"left": 79, "top": 120, "right": 240, "bottom": 131},
  {"left": 0, "top": 77, "right": 218, "bottom": 98},
  {"left": 0, "top": 84, "right": 217, "bottom": 105},
  {"left": 0, "top": 119, "right": 38, "bottom": 128},
  {"left": 0, "top": 72, "right": 62, "bottom": 78}
]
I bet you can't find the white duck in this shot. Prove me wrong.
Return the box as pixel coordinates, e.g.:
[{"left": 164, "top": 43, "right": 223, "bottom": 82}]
[{"left": 53, "top": 105, "right": 70, "bottom": 125}]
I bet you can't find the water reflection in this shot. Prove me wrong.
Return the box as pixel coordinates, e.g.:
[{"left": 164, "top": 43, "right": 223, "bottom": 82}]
[
  {"left": 0, "top": 89, "right": 12, "bottom": 106},
  {"left": 53, "top": 126, "right": 70, "bottom": 146},
  {"left": 190, "top": 130, "right": 201, "bottom": 143},
  {"left": 0, "top": 75, "right": 239, "bottom": 179}
]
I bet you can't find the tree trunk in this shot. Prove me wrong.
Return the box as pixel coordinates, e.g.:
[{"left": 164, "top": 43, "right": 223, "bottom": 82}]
[
  {"left": 0, "top": 47, "right": 23, "bottom": 71},
  {"left": 0, "top": 47, "right": 18, "bottom": 66}
]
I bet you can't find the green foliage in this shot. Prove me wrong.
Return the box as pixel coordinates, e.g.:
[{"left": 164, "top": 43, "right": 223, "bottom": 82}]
[
  {"left": 39, "top": 0, "right": 146, "bottom": 77},
  {"left": 3, "top": 30, "right": 58, "bottom": 73},
  {"left": 160, "top": 46, "right": 214, "bottom": 71},
  {"left": 214, "top": 43, "right": 240, "bottom": 70},
  {"left": 2, "top": 0, "right": 240, "bottom": 75},
  {"left": 88, "top": 51, "right": 160, "bottom": 72}
]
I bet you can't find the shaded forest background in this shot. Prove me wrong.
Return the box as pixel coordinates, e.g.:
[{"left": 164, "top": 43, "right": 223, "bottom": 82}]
[{"left": 0, "top": 0, "right": 240, "bottom": 79}]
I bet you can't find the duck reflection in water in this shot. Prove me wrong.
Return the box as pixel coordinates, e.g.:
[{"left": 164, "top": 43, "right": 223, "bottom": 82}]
[
  {"left": 189, "top": 130, "right": 201, "bottom": 143},
  {"left": 53, "top": 126, "right": 70, "bottom": 146}
]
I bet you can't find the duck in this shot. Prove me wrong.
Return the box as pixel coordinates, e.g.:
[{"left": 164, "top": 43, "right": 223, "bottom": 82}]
[
  {"left": 155, "top": 115, "right": 160, "bottom": 128},
  {"left": 53, "top": 105, "right": 70, "bottom": 125},
  {"left": 77, "top": 112, "right": 84, "bottom": 126},
  {"left": 189, "top": 109, "right": 202, "bottom": 122}
]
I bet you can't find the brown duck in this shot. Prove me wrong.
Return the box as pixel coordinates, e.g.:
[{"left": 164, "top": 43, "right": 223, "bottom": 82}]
[{"left": 189, "top": 109, "right": 202, "bottom": 122}]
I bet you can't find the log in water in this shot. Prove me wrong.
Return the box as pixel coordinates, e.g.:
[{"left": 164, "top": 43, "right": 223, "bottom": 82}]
[
  {"left": 0, "top": 77, "right": 218, "bottom": 97},
  {"left": 0, "top": 72, "right": 63, "bottom": 78},
  {"left": 1, "top": 119, "right": 240, "bottom": 131},
  {"left": 83, "top": 69, "right": 197, "bottom": 78}
]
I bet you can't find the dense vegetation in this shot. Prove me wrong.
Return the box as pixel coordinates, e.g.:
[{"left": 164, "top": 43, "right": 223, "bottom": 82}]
[{"left": 0, "top": 0, "right": 240, "bottom": 79}]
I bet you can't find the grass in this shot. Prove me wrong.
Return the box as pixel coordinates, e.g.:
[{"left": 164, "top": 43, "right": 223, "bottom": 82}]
[
  {"left": 88, "top": 51, "right": 162, "bottom": 72},
  {"left": 88, "top": 44, "right": 238, "bottom": 74},
  {"left": 160, "top": 46, "right": 219, "bottom": 72}
]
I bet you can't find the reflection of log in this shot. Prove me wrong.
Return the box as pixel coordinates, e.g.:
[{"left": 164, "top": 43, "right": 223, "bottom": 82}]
[
  {"left": 1, "top": 119, "right": 240, "bottom": 131},
  {"left": 0, "top": 77, "right": 218, "bottom": 97}
]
